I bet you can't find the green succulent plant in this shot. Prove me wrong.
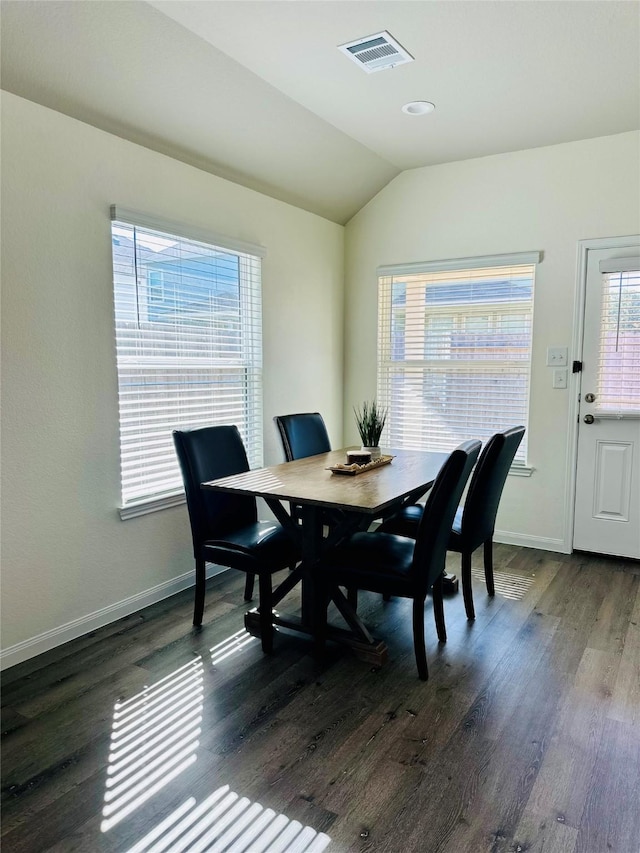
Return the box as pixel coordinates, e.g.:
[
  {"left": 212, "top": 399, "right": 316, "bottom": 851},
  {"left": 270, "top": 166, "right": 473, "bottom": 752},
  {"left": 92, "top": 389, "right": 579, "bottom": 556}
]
[{"left": 354, "top": 400, "right": 387, "bottom": 447}]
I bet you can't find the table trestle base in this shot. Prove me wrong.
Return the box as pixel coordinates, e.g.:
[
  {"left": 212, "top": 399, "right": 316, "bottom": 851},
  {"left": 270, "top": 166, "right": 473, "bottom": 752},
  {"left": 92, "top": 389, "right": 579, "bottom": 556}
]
[{"left": 244, "top": 609, "right": 388, "bottom": 665}]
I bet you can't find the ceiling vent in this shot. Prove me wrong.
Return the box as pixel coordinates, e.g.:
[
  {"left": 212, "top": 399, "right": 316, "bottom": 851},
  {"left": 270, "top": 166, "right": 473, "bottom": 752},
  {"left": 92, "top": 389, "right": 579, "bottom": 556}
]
[{"left": 338, "top": 31, "right": 414, "bottom": 74}]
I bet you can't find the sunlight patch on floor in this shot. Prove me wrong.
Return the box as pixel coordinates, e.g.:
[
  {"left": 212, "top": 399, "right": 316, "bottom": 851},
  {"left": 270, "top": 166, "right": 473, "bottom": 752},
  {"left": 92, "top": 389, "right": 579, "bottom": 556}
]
[
  {"left": 210, "top": 628, "right": 259, "bottom": 666},
  {"left": 101, "top": 627, "right": 266, "bottom": 834},
  {"left": 101, "top": 657, "right": 204, "bottom": 832},
  {"left": 123, "top": 785, "right": 332, "bottom": 853},
  {"left": 471, "top": 567, "right": 535, "bottom": 600}
]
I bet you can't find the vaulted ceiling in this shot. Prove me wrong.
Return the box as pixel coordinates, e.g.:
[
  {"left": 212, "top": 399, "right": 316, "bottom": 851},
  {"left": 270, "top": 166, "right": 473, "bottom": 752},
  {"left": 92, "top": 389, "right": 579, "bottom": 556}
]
[{"left": 2, "top": 1, "right": 639, "bottom": 223}]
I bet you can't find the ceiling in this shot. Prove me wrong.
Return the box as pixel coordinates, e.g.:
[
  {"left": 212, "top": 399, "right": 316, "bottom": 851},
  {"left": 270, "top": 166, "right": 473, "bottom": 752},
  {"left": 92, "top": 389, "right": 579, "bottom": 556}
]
[{"left": 2, "top": 1, "right": 639, "bottom": 224}]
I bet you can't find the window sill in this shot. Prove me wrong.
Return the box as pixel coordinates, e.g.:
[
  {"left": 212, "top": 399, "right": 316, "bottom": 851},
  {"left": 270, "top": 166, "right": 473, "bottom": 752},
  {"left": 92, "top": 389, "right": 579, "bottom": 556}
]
[
  {"left": 119, "top": 492, "right": 186, "bottom": 520},
  {"left": 509, "top": 465, "right": 534, "bottom": 478}
]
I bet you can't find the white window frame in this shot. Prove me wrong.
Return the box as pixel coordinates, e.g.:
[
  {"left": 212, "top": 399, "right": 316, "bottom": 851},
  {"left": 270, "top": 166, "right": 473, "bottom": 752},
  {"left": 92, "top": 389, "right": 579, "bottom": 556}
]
[
  {"left": 110, "top": 206, "right": 266, "bottom": 519},
  {"left": 377, "top": 251, "right": 540, "bottom": 474}
]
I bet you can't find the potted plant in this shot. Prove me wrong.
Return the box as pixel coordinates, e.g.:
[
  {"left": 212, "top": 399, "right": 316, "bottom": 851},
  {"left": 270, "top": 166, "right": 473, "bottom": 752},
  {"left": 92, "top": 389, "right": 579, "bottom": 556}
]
[{"left": 354, "top": 400, "right": 387, "bottom": 458}]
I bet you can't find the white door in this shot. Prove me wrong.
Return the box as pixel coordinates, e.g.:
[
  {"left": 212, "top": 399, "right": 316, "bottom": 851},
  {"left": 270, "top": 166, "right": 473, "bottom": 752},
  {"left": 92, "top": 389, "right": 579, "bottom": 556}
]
[{"left": 573, "top": 238, "right": 640, "bottom": 559}]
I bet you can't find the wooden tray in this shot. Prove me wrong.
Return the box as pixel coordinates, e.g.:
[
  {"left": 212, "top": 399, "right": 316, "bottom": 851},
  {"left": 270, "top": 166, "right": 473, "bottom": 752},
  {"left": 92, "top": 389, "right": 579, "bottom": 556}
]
[{"left": 327, "top": 454, "right": 394, "bottom": 476}]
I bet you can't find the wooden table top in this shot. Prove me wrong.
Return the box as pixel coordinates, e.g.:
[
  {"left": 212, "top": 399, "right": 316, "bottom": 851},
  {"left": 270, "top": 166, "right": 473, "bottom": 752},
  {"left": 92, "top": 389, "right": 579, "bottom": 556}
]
[{"left": 202, "top": 447, "right": 449, "bottom": 516}]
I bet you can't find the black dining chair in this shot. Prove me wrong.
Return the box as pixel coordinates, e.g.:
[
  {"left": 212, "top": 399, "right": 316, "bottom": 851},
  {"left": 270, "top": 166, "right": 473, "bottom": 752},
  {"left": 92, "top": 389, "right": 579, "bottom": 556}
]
[
  {"left": 379, "top": 426, "right": 525, "bottom": 620},
  {"left": 274, "top": 411, "right": 344, "bottom": 538},
  {"left": 173, "top": 425, "right": 301, "bottom": 652},
  {"left": 314, "top": 440, "right": 481, "bottom": 680},
  {"left": 274, "top": 412, "right": 332, "bottom": 462}
]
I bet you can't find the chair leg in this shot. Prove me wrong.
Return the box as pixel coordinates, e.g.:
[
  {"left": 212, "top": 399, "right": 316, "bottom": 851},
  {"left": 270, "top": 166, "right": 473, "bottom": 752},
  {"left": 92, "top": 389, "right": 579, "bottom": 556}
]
[
  {"left": 412, "top": 597, "right": 428, "bottom": 681},
  {"left": 461, "top": 550, "right": 475, "bottom": 621},
  {"left": 244, "top": 572, "right": 255, "bottom": 601},
  {"left": 484, "top": 537, "right": 495, "bottom": 597},
  {"left": 193, "top": 558, "right": 206, "bottom": 626},
  {"left": 432, "top": 574, "right": 447, "bottom": 643},
  {"left": 257, "top": 573, "right": 273, "bottom": 654}
]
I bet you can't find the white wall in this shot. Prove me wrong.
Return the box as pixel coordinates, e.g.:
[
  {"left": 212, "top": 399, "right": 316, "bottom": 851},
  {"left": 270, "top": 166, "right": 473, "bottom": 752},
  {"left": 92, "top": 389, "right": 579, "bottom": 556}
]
[
  {"left": 344, "top": 132, "right": 640, "bottom": 551},
  {"left": 1, "top": 93, "right": 344, "bottom": 663}
]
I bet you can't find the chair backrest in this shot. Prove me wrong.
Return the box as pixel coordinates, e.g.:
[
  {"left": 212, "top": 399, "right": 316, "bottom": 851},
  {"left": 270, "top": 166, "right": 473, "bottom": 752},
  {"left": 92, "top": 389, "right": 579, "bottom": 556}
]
[
  {"left": 274, "top": 412, "right": 331, "bottom": 461},
  {"left": 172, "top": 425, "right": 257, "bottom": 557},
  {"left": 412, "top": 440, "right": 481, "bottom": 592},
  {"left": 460, "top": 426, "right": 526, "bottom": 549}
]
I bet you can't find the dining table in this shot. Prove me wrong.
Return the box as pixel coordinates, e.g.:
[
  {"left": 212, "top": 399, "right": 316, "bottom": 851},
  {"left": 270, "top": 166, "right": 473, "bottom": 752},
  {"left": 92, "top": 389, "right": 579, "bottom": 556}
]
[{"left": 201, "top": 446, "right": 449, "bottom": 665}]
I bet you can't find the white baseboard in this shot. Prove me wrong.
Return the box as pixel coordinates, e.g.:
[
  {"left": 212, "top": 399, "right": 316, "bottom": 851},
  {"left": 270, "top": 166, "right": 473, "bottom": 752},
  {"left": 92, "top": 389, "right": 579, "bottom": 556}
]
[
  {"left": 370, "top": 521, "right": 570, "bottom": 556},
  {"left": 494, "top": 529, "right": 570, "bottom": 554},
  {"left": 0, "top": 563, "right": 227, "bottom": 672}
]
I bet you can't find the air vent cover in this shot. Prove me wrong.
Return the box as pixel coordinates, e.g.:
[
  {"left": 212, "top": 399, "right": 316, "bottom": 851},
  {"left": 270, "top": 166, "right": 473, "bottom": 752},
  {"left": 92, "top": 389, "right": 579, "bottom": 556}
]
[{"left": 338, "top": 31, "right": 414, "bottom": 74}]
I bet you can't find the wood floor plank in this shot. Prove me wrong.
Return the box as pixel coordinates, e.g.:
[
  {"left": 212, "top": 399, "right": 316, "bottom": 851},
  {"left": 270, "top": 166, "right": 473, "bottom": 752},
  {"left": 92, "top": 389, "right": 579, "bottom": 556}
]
[
  {"left": 1, "top": 771, "right": 107, "bottom": 853},
  {"left": 608, "top": 577, "right": 640, "bottom": 727},
  {"left": 585, "top": 564, "right": 638, "bottom": 654},
  {"left": 510, "top": 810, "right": 579, "bottom": 853},
  {"left": 1, "top": 733, "right": 113, "bottom": 839},
  {"left": 574, "top": 717, "right": 640, "bottom": 853},
  {"left": 2, "top": 547, "right": 639, "bottom": 853},
  {"left": 1, "top": 705, "right": 30, "bottom": 739},
  {"left": 1, "top": 664, "right": 149, "bottom": 800},
  {"left": 380, "top": 621, "right": 570, "bottom": 851},
  {"left": 524, "top": 647, "right": 620, "bottom": 829}
]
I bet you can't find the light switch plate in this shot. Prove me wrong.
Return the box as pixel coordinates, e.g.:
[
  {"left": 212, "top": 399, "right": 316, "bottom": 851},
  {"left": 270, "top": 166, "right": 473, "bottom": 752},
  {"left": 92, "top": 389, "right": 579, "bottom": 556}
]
[
  {"left": 547, "top": 346, "right": 568, "bottom": 366},
  {"left": 553, "top": 368, "right": 568, "bottom": 389}
]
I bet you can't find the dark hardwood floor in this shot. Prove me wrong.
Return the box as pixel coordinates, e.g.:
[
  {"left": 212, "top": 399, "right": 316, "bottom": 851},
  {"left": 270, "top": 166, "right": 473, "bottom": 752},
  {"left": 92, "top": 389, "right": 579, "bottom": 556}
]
[{"left": 2, "top": 545, "right": 639, "bottom": 852}]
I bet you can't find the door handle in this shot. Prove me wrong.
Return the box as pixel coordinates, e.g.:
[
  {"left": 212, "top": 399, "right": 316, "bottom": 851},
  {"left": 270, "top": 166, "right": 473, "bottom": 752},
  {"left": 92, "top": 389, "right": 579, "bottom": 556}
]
[{"left": 583, "top": 414, "right": 595, "bottom": 424}]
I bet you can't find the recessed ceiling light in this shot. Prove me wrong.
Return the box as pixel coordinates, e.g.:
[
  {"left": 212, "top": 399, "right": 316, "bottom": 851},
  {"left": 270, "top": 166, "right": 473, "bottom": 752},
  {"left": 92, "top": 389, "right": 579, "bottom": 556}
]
[{"left": 402, "top": 101, "right": 435, "bottom": 116}]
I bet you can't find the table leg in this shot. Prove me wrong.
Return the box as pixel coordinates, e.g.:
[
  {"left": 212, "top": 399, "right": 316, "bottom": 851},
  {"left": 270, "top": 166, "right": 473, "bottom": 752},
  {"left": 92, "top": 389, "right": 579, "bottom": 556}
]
[
  {"left": 299, "top": 505, "right": 323, "bottom": 625},
  {"left": 442, "top": 572, "right": 459, "bottom": 594}
]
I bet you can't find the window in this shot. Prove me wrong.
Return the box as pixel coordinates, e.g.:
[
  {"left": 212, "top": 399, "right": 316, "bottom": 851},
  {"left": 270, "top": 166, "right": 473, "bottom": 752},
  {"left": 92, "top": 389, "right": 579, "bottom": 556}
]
[
  {"left": 377, "top": 252, "right": 540, "bottom": 466},
  {"left": 110, "top": 207, "right": 264, "bottom": 517},
  {"left": 596, "top": 259, "right": 640, "bottom": 415}
]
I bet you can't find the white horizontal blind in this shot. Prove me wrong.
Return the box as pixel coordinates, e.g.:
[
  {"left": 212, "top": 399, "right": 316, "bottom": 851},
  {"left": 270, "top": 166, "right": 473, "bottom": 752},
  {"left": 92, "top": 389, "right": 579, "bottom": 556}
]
[
  {"left": 378, "top": 261, "right": 535, "bottom": 463},
  {"left": 596, "top": 267, "right": 640, "bottom": 414},
  {"left": 111, "top": 215, "right": 263, "bottom": 509}
]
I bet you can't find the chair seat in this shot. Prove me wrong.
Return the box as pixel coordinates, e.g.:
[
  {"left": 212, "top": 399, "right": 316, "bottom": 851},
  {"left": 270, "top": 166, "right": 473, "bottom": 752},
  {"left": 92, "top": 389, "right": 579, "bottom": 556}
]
[
  {"left": 203, "top": 521, "right": 298, "bottom": 573},
  {"left": 319, "top": 531, "right": 416, "bottom": 595}
]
